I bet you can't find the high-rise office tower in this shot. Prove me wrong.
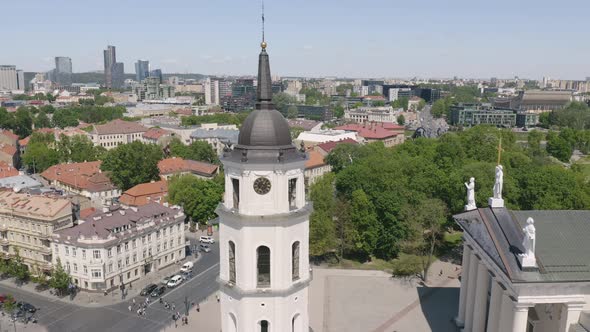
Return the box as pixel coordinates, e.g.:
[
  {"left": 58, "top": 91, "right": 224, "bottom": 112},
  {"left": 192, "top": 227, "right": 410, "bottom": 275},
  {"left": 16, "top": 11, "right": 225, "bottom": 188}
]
[
  {"left": 16, "top": 70, "right": 24, "bottom": 91},
  {"left": 103, "top": 45, "right": 116, "bottom": 89},
  {"left": 204, "top": 77, "right": 220, "bottom": 105},
  {"left": 112, "top": 62, "right": 125, "bottom": 89},
  {"left": 0, "top": 65, "right": 18, "bottom": 90},
  {"left": 135, "top": 60, "right": 150, "bottom": 82},
  {"left": 149, "top": 69, "right": 163, "bottom": 83},
  {"left": 55, "top": 56, "right": 73, "bottom": 86}
]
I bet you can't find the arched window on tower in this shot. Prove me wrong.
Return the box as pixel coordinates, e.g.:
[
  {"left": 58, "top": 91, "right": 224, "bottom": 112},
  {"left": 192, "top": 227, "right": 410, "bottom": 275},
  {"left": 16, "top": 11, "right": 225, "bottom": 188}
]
[
  {"left": 292, "top": 241, "right": 300, "bottom": 281},
  {"left": 257, "top": 246, "right": 271, "bottom": 288},
  {"left": 288, "top": 178, "right": 298, "bottom": 210},
  {"left": 259, "top": 320, "right": 269, "bottom": 332},
  {"left": 229, "top": 241, "right": 236, "bottom": 284}
]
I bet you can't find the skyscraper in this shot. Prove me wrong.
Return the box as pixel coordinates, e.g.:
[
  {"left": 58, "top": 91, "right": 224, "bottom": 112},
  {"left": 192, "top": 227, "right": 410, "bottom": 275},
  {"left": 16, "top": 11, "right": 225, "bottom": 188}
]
[
  {"left": 55, "top": 56, "right": 73, "bottom": 86},
  {"left": 218, "top": 39, "right": 310, "bottom": 332},
  {"left": 205, "top": 77, "right": 220, "bottom": 105},
  {"left": 16, "top": 70, "right": 24, "bottom": 91},
  {"left": 0, "top": 65, "right": 18, "bottom": 90},
  {"left": 149, "top": 69, "right": 163, "bottom": 83},
  {"left": 135, "top": 60, "right": 150, "bottom": 82},
  {"left": 112, "top": 62, "right": 125, "bottom": 89},
  {"left": 103, "top": 45, "right": 116, "bottom": 89}
]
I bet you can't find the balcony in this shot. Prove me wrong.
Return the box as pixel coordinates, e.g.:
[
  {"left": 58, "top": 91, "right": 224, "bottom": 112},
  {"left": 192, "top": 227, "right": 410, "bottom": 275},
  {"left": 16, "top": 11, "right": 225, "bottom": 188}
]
[{"left": 39, "top": 246, "right": 52, "bottom": 255}]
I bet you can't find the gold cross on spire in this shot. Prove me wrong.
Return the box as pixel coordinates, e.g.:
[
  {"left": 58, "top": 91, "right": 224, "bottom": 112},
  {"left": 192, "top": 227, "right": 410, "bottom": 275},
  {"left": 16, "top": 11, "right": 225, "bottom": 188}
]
[{"left": 496, "top": 136, "right": 503, "bottom": 165}]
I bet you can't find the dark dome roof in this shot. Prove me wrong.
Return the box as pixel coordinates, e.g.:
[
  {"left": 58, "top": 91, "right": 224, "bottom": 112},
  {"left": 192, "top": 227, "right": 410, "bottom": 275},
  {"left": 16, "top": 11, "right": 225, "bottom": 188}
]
[{"left": 238, "top": 109, "right": 292, "bottom": 147}]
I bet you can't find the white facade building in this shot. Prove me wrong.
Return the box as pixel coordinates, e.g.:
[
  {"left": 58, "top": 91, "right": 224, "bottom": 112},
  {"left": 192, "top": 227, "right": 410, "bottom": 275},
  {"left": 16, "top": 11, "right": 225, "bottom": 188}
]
[
  {"left": 52, "top": 204, "right": 186, "bottom": 291},
  {"left": 205, "top": 77, "right": 220, "bottom": 105},
  {"left": 217, "top": 41, "right": 310, "bottom": 332},
  {"left": 344, "top": 106, "right": 399, "bottom": 123}
]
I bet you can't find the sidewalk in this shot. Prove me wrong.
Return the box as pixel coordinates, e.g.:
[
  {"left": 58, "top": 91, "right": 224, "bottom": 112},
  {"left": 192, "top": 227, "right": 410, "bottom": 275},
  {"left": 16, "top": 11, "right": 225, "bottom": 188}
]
[
  {"left": 0, "top": 314, "right": 47, "bottom": 332},
  {"left": 160, "top": 294, "right": 221, "bottom": 332},
  {"left": 0, "top": 252, "right": 202, "bottom": 308}
]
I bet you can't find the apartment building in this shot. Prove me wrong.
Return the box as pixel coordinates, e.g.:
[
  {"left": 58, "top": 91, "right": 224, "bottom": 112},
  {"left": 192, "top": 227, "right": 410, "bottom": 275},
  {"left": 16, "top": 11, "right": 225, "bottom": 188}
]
[
  {"left": 52, "top": 203, "right": 186, "bottom": 291},
  {"left": 89, "top": 119, "right": 148, "bottom": 150},
  {"left": 158, "top": 157, "right": 219, "bottom": 180},
  {"left": 0, "top": 192, "right": 73, "bottom": 274}
]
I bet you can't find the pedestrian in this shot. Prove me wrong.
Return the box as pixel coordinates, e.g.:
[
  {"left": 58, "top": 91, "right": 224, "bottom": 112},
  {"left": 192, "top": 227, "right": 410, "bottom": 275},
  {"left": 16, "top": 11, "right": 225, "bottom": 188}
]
[
  {"left": 133, "top": 298, "right": 136, "bottom": 305},
  {"left": 439, "top": 269, "right": 443, "bottom": 276},
  {"left": 159, "top": 297, "right": 163, "bottom": 304},
  {"left": 196, "top": 303, "right": 200, "bottom": 312},
  {"left": 128, "top": 305, "right": 132, "bottom": 312},
  {"left": 137, "top": 308, "right": 141, "bottom": 316},
  {"left": 172, "top": 303, "right": 176, "bottom": 311}
]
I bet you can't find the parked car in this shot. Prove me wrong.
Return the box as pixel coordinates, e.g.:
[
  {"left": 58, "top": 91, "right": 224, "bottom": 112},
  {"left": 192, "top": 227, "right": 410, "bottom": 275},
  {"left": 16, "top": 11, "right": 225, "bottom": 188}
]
[
  {"left": 160, "top": 275, "right": 175, "bottom": 285},
  {"left": 140, "top": 284, "right": 158, "bottom": 296},
  {"left": 199, "top": 236, "right": 214, "bottom": 244},
  {"left": 150, "top": 285, "right": 166, "bottom": 297},
  {"left": 167, "top": 275, "right": 183, "bottom": 288},
  {"left": 16, "top": 301, "right": 36, "bottom": 313},
  {"left": 180, "top": 261, "right": 194, "bottom": 273},
  {"left": 200, "top": 244, "right": 211, "bottom": 253}
]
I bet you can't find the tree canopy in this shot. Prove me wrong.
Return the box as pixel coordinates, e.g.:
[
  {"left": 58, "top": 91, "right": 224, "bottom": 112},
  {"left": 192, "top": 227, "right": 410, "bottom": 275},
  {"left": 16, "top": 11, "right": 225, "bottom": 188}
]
[
  {"left": 169, "top": 138, "right": 219, "bottom": 164},
  {"left": 101, "top": 141, "right": 163, "bottom": 190},
  {"left": 167, "top": 175, "right": 224, "bottom": 225}
]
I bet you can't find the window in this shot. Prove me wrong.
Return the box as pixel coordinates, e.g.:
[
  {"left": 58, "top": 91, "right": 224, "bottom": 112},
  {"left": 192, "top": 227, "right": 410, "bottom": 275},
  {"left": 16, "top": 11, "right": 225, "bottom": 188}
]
[
  {"left": 91, "top": 270, "right": 102, "bottom": 278},
  {"left": 260, "top": 320, "right": 269, "bottom": 332},
  {"left": 117, "top": 260, "right": 121, "bottom": 269},
  {"left": 257, "top": 246, "right": 271, "bottom": 288},
  {"left": 72, "top": 248, "right": 76, "bottom": 257},
  {"left": 229, "top": 241, "right": 236, "bottom": 283},
  {"left": 83, "top": 265, "right": 87, "bottom": 275},
  {"left": 163, "top": 228, "right": 166, "bottom": 236},
  {"left": 73, "top": 263, "right": 77, "bottom": 272},
  {"left": 232, "top": 178, "right": 240, "bottom": 209},
  {"left": 127, "top": 272, "right": 130, "bottom": 279},
  {"left": 143, "top": 249, "right": 146, "bottom": 258},
  {"left": 93, "top": 250, "right": 101, "bottom": 259},
  {"left": 157, "top": 231, "right": 161, "bottom": 239},
  {"left": 132, "top": 239, "right": 136, "bottom": 248},
  {"left": 169, "top": 226, "right": 173, "bottom": 234},
  {"left": 148, "top": 233, "right": 152, "bottom": 241},
  {"left": 117, "top": 245, "right": 121, "bottom": 254},
  {"left": 135, "top": 269, "right": 138, "bottom": 276},
  {"left": 66, "top": 262, "right": 70, "bottom": 272},
  {"left": 65, "top": 247, "right": 69, "bottom": 256},
  {"left": 170, "top": 239, "right": 173, "bottom": 247},
  {"left": 288, "top": 178, "right": 298, "bottom": 210},
  {"left": 108, "top": 248, "right": 112, "bottom": 258},
  {"left": 82, "top": 249, "right": 86, "bottom": 259},
  {"left": 164, "top": 242, "right": 167, "bottom": 250},
  {"left": 157, "top": 244, "right": 160, "bottom": 253},
  {"left": 125, "top": 257, "right": 129, "bottom": 265},
  {"left": 142, "top": 236, "right": 146, "bottom": 244},
  {"left": 108, "top": 263, "right": 113, "bottom": 273},
  {"left": 292, "top": 241, "right": 300, "bottom": 281},
  {"left": 133, "top": 254, "right": 137, "bottom": 263},
  {"left": 124, "top": 242, "right": 129, "bottom": 251}
]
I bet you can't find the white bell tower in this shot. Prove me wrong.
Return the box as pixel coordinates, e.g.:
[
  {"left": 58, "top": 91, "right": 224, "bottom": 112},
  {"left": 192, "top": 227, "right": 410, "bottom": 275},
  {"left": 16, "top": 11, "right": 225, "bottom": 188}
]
[{"left": 217, "top": 39, "right": 311, "bottom": 332}]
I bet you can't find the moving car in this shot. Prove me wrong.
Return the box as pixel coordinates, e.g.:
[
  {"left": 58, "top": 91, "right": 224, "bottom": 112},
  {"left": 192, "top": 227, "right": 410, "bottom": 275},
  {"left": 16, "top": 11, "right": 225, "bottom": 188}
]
[
  {"left": 167, "top": 275, "right": 183, "bottom": 288},
  {"left": 16, "top": 301, "right": 36, "bottom": 313},
  {"left": 199, "top": 236, "right": 214, "bottom": 244},
  {"left": 150, "top": 285, "right": 166, "bottom": 297},
  {"left": 180, "top": 261, "right": 194, "bottom": 273},
  {"left": 200, "top": 244, "right": 211, "bottom": 253},
  {"left": 140, "top": 284, "right": 158, "bottom": 296},
  {"left": 160, "top": 275, "right": 175, "bottom": 285}
]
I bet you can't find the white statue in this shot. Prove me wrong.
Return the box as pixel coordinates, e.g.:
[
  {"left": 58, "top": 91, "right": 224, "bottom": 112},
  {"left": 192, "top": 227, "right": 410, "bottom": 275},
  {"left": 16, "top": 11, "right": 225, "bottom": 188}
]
[
  {"left": 522, "top": 217, "right": 536, "bottom": 256},
  {"left": 493, "top": 165, "right": 503, "bottom": 199},
  {"left": 464, "top": 177, "right": 476, "bottom": 211}
]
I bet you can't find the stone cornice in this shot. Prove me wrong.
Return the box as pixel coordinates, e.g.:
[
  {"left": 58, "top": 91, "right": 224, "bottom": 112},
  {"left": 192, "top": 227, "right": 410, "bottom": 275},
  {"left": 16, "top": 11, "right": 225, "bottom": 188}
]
[
  {"left": 217, "top": 276, "right": 312, "bottom": 300},
  {"left": 216, "top": 203, "right": 312, "bottom": 229}
]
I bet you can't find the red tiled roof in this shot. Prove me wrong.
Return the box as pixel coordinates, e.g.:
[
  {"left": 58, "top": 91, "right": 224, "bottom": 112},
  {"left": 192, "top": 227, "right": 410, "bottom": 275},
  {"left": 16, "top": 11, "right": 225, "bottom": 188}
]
[
  {"left": 0, "top": 161, "right": 18, "bottom": 179},
  {"left": 80, "top": 207, "right": 96, "bottom": 219},
  {"left": 158, "top": 157, "right": 218, "bottom": 178},
  {"left": 41, "top": 161, "right": 118, "bottom": 192},
  {"left": 92, "top": 119, "right": 148, "bottom": 135},
  {"left": 18, "top": 136, "right": 30, "bottom": 147},
  {"left": 380, "top": 123, "right": 405, "bottom": 131},
  {"left": 335, "top": 123, "right": 399, "bottom": 139},
  {"left": 0, "top": 144, "right": 17, "bottom": 156},
  {"left": 143, "top": 127, "right": 171, "bottom": 140},
  {"left": 316, "top": 138, "right": 358, "bottom": 154},
  {"left": 173, "top": 108, "right": 193, "bottom": 116},
  {"left": 0, "top": 131, "right": 19, "bottom": 142},
  {"left": 305, "top": 150, "right": 327, "bottom": 169},
  {"left": 119, "top": 180, "right": 168, "bottom": 207}
]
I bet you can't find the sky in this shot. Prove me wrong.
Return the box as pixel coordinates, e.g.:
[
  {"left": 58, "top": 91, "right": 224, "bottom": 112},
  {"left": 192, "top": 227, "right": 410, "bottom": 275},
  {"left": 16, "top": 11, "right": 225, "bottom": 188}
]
[{"left": 1, "top": 0, "right": 589, "bottom": 80}]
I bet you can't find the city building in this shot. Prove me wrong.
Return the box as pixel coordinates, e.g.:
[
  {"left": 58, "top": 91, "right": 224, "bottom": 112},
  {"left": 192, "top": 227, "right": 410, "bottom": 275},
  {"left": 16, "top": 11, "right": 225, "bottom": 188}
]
[
  {"left": 0, "top": 174, "right": 41, "bottom": 192},
  {"left": 518, "top": 90, "right": 572, "bottom": 113},
  {"left": 55, "top": 57, "right": 73, "bottom": 86},
  {"left": 287, "top": 119, "right": 321, "bottom": 131},
  {"left": 52, "top": 203, "right": 186, "bottom": 291},
  {"left": 335, "top": 123, "right": 405, "bottom": 147},
  {"left": 287, "top": 105, "right": 332, "bottom": 121},
  {"left": 142, "top": 127, "right": 173, "bottom": 145},
  {"left": 218, "top": 40, "right": 311, "bottom": 332},
  {"left": 0, "top": 161, "right": 19, "bottom": 179},
  {"left": 450, "top": 103, "right": 539, "bottom": 128},
  {"left": 132, "top": 77, "right": 175, "bottom": 101},
  {"left": 157, "top": 157, "right": 219, "bottom": 180},
  {"left": 135, "top": 60, "right": 150, "bottom": 82},
  {"left": 344, "top": 106, "right": 398, "bottom": 123},
  {"left": 89, "top": 119, "right": 148, "bottom": 150},
  {"left": 0, "top": 144, "right": 18, "bottom": 168},
  {"left": 0, "top": 191, "right": 73, "bottom": 274},
  {"left": 41, "top": 161, "right": 121, "bottom": 207},
  {"left": 205, "top": 77, "right": 220, "bottom": 105},
  {"left": 295, "top": 129, "right": 357, "bottom": 147},
  {"left": 103, "top": 45, "right": 124, "bottom": 89},
  {"left": 304, "top": 149, "right": 331, "bottom": 186},
  {"left": 118, "top": 180, "right": 167, "bottom": 207},
  {"left": 314, "top": 138, "right": 358, "bottom": 156},
  {"left": 453, "top": 171, "right": 590, "bottom": 332},
  {"left": 0, "top": 65, "right": 24, "bottom": 91},
  {"left": 413, "top": 87, "right": 441, "bottom": 103},
  {"left": 190, "top": 125, "right": 239, "bottom": 155},
  {"left": 386, "top": 87, "right": 412, "bottom": 102},
  {"left": 149, "top": 69, "right": 163, "bottom": 83}
]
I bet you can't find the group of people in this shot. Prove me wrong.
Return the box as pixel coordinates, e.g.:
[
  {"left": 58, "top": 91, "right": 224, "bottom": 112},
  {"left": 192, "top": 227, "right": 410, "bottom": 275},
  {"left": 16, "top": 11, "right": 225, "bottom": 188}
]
[{"left": 127, "top": 297, "right": 150, "bottom": 317}]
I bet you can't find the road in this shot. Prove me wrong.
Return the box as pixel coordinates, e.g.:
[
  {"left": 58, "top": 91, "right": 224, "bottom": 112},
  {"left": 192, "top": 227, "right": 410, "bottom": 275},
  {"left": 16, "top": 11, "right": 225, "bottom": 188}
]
[
  {"left": 0, "top": 242, "right": 220, "bottom": 332},
  {"left": 416, "top": 105, "right": 449, "bottom": 138}
]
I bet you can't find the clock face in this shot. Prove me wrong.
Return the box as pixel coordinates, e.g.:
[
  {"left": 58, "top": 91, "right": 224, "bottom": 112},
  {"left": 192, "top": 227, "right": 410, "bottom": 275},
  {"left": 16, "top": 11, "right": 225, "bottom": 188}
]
[{"left": 253, "top": 177, "right": 271, "bottom": 195}]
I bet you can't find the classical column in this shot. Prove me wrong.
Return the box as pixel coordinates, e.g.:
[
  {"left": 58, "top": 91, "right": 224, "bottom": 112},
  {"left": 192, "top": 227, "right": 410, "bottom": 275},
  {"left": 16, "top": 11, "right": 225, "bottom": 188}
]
[
  {"left": 498, "top": 292, "right": 514, "bottom": 332},
  {"left": 559, "top": 303, "right": 585, "bottom": 332},
  {"left": 455, "top": 245, "right": 472, "bottom": 327},
  {"left": 463, "top": 252, "right": 480, "bottom": 331},
  {"left": 471, "top": 261, "right": 490, "bottom": 332},
  {"left": 511, "top": 304, "right": 530, "bottom": 332},
  {"left": 485, "top": 281, "right": 503, "bottom": 332}
]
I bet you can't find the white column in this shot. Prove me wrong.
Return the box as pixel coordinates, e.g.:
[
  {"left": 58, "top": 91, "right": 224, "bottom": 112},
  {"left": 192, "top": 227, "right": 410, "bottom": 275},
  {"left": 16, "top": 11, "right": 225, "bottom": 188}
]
[
  {"left": 471, "top": 261, "right": 490, "bottom": 332},
  {"left": 464, "top": 252, "right": 480, "bottom": 331},
  {"left": 498, "top": 292, "right": 514, "bottom": 332},
  {"left": 486, "top": 281, "right": 503, "bottom": 332},
  {"left": 511, "top": 304, "right": 530, "bottom": 332},
  {"left": 455, "top": 245, "right": 472, "bottom": 327},
  {"left": 559, "top": 303, "right": 584, "bottom": 332}
]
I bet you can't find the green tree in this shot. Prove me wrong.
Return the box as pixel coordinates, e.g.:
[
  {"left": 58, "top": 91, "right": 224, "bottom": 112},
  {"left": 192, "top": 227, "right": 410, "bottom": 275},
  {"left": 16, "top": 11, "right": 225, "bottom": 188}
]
[
  {"left": 14, "top": 107, "right": 33, "bottom": 138},
  {"left": 170, "top": 139, "right": 219, "bottom": 164},
  {"left": 348, "top": 189, "right": 381, "bottom": 259},
  {"left": 34, "top": 110, "right": 51, "bottom": 128},
  {"left": 546, "top": 131, "right": 573, "bottom": 162},
  {"left": 49, "top": 258, "right": 71, "bottom": 295},
  {"left": 167, "top": 175, "right": 224, "bottom": 225},
  {"left": 397, "top": 114, "right": 406, "bottom": 125},
  {"left": 431, "top": 99, "right": 447, "bottom": 118},
  {"left": 58, "top": 134, "right": 105, "bottom": 163},
  {"left": 0, "top": 107, "right": 15, "bottom": 129},
  {"left": 52, "top": 108, "right": 79, "bottom": 128},
  {"left": 10, "top": 248, "right": 30, "bottom": 282},
  {"left": 40, "top": 104, "right": 56, "bottom": 114},
  {"left": 287, "top": 105, "right": 299, "bottom": 119},
  {"left": 417, "top": 99, "right": 426, "bottom": 111},
  {"left": 308, "top": 174, "right": 337, "bottom": 257},
  {"left": 23, "top": 142, "right": 60, "bottom": 173},
  {"left": 399, "top": 198, "right": 448, "bottom": 282},
  {"left": 100, "top": 141, "right": 163, "bottom": 190},
  {"left": 2, "top": 294, "right": 16, "bottom": 314},
  {"left": 526, "top": 130, "right": 545, "bottom": 157},
  {"left": 272, "top": 92, "right": 297, "bottom": 113},
  {"left": 333, "top": 104, "right": 344, "bottom": 118},
  {"left": 391, "top": 97, "right": 409, "bottom": 110},
  {"left": 326, "top": 143, "right": 363, "bottom": 173},
  {"left": 336, "top": 83, "right": 353, "bottom": 95}
]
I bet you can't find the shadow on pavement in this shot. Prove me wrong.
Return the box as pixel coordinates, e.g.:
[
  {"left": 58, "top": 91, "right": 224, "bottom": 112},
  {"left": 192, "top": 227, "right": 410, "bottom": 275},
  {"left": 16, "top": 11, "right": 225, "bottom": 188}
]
[{"left": 416, "top": 286, "right": 460, "bottom": 332}]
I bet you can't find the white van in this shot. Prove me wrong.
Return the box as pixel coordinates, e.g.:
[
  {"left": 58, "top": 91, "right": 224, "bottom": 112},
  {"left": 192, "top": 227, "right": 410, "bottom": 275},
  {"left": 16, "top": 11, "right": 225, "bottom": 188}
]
[
  {"left": 167, "top": 275, "right": 183, "bottom": 288},
  {"left": 180, "top": 261, "right": 194, "bottom": 273},
  {"left": 199, "top": 236, "right": 214, "bottom": 244}
]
